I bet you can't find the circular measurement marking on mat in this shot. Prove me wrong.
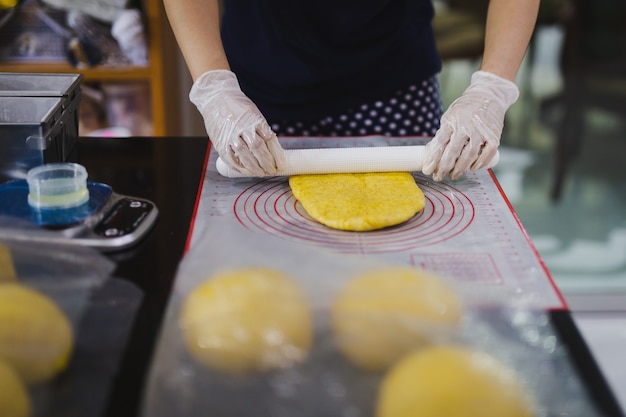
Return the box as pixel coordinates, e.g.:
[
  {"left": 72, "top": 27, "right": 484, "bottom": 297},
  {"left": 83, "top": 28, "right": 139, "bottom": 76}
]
[{"left": 233, "top": 178, "right": 475, "bottom": 254}]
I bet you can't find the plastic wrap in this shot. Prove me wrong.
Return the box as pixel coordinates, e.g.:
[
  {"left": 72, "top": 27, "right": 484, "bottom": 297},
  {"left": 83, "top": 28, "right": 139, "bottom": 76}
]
[
  {"left": 142, "top": 221, "right": 607, "bottom": 417},
  {"left": 0, "top": 239, "right": 114, "bottom": 326},
  {"left": 0, "top": 235, "right": 139, "bottom": 417}
]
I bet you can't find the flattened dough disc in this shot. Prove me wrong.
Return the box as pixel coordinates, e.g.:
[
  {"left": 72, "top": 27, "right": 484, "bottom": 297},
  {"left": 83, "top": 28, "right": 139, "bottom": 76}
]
[{"left": 289, "top": 172, "right": 425, "bottom": 231}]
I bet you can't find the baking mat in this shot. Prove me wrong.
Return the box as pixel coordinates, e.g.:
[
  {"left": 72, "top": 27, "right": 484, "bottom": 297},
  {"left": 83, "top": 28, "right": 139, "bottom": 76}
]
[{"left": 189, "top": 136, "right": 565, "bottom": 310}]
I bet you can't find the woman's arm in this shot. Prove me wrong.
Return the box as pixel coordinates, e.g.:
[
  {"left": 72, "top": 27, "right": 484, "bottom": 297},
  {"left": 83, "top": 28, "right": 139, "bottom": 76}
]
[
  {"left": 480, "top": 0, "right": 541, "bottom": 81},
  {"left": 422, "top": 0, "right": 540, "bottom": 181},
  {"left": 163, "top": 0, "right": 286, "bottom": 176},
  {"left": 162, "top": 0, "right": 230, "bottom": 80}
]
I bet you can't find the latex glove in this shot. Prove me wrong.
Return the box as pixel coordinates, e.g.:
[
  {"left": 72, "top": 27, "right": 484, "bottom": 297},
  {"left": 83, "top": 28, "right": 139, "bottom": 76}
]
[
  {"left": 422, "top": 71, "right": 519, "bottom": 181},
  {"left": 190, "top": 70, "right": 286, "bottom": 176}
]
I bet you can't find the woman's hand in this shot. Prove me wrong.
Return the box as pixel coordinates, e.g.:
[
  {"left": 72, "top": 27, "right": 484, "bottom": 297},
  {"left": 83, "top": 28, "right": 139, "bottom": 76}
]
[
  {"left": 190, "top": 70, "right": 286, "bottom": 177},
  {"left": 422, "top": 71, "right": 518, "bottom": 181}
]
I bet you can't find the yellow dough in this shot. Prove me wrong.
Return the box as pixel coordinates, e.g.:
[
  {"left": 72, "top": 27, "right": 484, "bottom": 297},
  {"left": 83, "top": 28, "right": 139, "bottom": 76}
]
[
  {"left": 377, "top": 345, "right": 535, "bottom": 417},
  {"left": 331, "top": 267, "right": 463, "bottom": 371},
  {"left": 0, "top": 244, "right": 17, "bottom": 282},
  {"left": 0, "top": 359, "right": 31, "bottom": 417},
  {"left": 289, "top": 172, "right": 425, "bottom": 231},
  {"left": 179, "top": 267, "right": 313, "bottom": 375},
  {"left": 0, "top": 283, "right": 74, "bottom": 384}
]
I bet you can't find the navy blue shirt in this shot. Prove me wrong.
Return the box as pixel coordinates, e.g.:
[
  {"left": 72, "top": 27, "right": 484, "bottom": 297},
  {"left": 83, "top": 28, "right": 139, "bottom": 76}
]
[{"left": 221, "top": 0, "right": 441, "bottom": 122}]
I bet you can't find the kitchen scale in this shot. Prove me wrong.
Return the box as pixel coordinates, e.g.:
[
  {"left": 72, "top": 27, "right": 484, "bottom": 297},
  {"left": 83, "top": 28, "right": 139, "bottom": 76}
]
[{"left": 0, "top": 163, "right": 158, "bottom": 251}]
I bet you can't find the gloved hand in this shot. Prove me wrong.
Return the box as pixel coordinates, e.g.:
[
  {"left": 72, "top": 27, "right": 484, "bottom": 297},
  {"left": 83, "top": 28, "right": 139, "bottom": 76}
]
[
  {"left": 422, "top": 71, "right": 519, "bottom": 181},
  {"left": 190, "top": 70, "right": 286, "bottom": 176}
]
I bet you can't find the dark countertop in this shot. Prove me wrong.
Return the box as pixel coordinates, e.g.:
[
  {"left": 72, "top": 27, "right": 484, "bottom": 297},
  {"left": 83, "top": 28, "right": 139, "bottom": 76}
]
[{"left": 76, "top": 136, "right": 209, "bottom": 417}]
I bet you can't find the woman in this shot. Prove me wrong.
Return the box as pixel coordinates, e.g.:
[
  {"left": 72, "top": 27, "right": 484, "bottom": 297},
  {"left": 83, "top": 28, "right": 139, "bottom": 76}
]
[{"left": 164, "top": 0, "right": 539, "bottom": 180}]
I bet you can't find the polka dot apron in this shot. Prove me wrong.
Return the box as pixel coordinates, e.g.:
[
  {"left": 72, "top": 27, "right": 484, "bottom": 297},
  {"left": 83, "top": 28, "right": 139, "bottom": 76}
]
[{"left": 271, "top": 77, "right": 442, "bottom": 137}]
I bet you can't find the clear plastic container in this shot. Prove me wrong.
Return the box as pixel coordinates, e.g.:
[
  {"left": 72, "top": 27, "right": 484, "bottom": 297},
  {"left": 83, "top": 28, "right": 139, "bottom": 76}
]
[{"left": 27, "top": 163, "right": 89, "bottom": 209}]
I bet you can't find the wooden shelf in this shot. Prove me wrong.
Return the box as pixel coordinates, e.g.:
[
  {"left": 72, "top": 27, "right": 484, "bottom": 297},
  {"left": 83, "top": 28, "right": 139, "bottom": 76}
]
[
  {"left": 0, "top": 0, "right": 176, "bottom": 136},
  {"left": 0, "top": 62, "right": 153, "bottom": 81}
]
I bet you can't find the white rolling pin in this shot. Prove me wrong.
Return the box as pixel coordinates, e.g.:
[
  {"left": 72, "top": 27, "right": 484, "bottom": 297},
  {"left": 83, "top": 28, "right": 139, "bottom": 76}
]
[{"left": 215, "top": 145, "right": 427, "bottom": 178}]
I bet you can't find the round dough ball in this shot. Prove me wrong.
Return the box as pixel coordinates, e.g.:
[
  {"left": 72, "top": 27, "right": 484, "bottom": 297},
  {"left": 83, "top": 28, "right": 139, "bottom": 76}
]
[
  {"left": 0, "top": 359, "right": 31, "bottom": 417},
  {"left": 0, "top": 283, "right": 74, "bottom": 384},
  {"left": 331, "top": 267, "right": 463, "bottom": 371},
  {"left": 179, "top": 267, "right": 313, "bottom": 375},
  {"left": 377, "top": 345, "right": 535, "bottom": 417}
]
